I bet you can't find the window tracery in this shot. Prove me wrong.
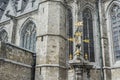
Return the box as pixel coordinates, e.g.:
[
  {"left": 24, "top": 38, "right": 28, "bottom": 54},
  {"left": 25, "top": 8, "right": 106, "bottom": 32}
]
[
  {"left": 110, "top": 4, "right": 120, "bottom": 61},
  {"left": 21, "top": 21, "right": 36, "bottom": 52}
]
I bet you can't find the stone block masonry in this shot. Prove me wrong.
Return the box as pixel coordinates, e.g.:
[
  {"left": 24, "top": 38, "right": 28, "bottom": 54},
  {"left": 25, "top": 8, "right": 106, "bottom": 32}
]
[{"left": 0, "top": 42, "right": 35, "bottom": 80}]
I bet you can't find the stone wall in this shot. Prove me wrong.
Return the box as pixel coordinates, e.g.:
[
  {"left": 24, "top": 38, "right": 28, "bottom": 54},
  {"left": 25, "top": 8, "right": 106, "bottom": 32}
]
[
  {"left": 111, "top": 68, "right": 120, "bottom": 80},
  {"left": 90, "top": 69, "right": 101, "bottom": 80},
  {"left": 68, "top": 69, "right": 101, "bottom": 80},
  {"left": 68, "top": 69, "right": 74, "bottom": 80},
  {"left": 35, "top": 1, "right": 67, "bottom": 80},
  {"left": 0, "top": 42, "right": 35, "bottom": 80}
]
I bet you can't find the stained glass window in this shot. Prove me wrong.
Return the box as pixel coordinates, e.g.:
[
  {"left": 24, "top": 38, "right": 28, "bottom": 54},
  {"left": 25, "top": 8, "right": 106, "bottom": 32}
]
[
  {"left": 110, "top": 4, "right": 120, "bottom": 61},
  {"left": 82, "top": 8, "right": 95, "bottom": 62}
]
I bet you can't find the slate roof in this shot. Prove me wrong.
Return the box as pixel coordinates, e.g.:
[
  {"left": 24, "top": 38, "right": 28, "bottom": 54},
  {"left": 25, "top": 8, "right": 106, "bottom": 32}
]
[{"left": 0, "top": 0, "right": 9, "bottom": 19}]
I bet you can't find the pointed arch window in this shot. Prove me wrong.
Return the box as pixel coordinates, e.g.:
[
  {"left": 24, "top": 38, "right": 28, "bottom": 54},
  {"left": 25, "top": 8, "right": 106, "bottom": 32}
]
[
  {"left": 21, "top": 21, "right": 36, "bottom": 52},
  {"left": 82, "top": 8, "right": 95, "bottom": 62},
  {"left": 0, "top": 29, "right": 8, "bottom": 42},
  {"left": 67, "top": 8, "right": 73, "bottom": 59},
  {"left": 110, "top": 4, "right": 120, "bottom": 61}
]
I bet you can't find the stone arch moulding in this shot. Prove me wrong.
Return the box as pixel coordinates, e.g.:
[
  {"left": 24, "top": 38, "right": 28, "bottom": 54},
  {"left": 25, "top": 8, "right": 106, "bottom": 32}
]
[
  {"left": 19, "top": 17, "right": 37, "bottom": 52},
  {"left": 106, "top": 0, "right": 120, "bottom": 13},
  {"left": 19, "top": 17, "right": 37, "bottom": 35},
  {"left": 79, "top": 3, "right": 96, "bottom": 17},
  {"left": 106, "top": 0, "right": 120, "bottom": 66}
]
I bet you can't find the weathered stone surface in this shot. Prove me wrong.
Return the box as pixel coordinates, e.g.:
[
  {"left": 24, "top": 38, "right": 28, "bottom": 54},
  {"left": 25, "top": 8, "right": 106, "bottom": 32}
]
[
  {"left": 5, "top": 45, "right": 33, "bottom": 65},
  {"left": 0, "top": 43, "right": 34, "bottom": 65},
  {"left": 0, "top": 42, "right": 34, "bottom": 80},
  {"left": 0, "top": 61, "right": 32, "bottom": 80},
  {"left": 111, "top": 69, "right": 120, "bottom": 80},
  {"left": 90, "top": 70, "right": 101, "bottom": 80},
  {"left": 106, "top": 69, "right": 112, "bottom": 80},
  {"left": 35, "top": 1, "right": 67, "bottom": 80}
]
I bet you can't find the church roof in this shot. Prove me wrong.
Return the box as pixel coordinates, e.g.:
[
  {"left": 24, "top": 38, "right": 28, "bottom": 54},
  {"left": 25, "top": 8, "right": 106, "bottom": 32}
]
[{"left": 0, "top": 0, "right": 9, "bottom": 19}]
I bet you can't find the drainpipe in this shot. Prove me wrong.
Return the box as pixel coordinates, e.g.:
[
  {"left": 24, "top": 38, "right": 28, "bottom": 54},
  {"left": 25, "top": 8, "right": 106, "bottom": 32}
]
[
  {"left": 96, "top": 0, "right": 104, "bottom": 80},
  {"left": 31, "top": 53, "right": 36, "bottom": 80}
]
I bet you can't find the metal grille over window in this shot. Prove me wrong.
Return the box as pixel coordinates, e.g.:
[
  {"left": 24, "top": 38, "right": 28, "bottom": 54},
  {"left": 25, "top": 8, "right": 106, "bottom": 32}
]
[
  {"left": 110, "top": 4, "right": 120, "bottom": 61},
  {"left": 82, "top": 8, "right": 95, "bottom": 62},
  {"left": 21, "top": 21, "right": 36, "bottom": 52}
]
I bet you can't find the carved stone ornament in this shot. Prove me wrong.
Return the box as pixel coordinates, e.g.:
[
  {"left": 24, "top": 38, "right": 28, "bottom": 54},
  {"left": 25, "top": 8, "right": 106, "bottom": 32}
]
[{"left": 111, "top": 5, "right": 120, "bottom": 20}]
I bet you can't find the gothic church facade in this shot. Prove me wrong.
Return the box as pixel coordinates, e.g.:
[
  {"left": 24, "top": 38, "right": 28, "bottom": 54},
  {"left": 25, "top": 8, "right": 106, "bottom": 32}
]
[{"left": 0, "top": 0, "right": 120, "bottom": 80}]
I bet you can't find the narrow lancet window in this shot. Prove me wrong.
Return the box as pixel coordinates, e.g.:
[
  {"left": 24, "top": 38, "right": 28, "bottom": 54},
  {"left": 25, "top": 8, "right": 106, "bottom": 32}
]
[
  {"left": 82, "top": 8, "right": 95, "bottom": 62},
  {"left": 67, "top": 9, "right": 73, "bottom": 60}
]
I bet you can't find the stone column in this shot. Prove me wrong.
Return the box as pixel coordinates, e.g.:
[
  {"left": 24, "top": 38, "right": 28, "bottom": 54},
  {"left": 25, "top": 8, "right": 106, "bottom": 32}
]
[
  {"left": 98, "top": 1, "right": 110, "bottom": 80},
  {"left": 35, "top": 1, "right": 67, "bottom": 80}
]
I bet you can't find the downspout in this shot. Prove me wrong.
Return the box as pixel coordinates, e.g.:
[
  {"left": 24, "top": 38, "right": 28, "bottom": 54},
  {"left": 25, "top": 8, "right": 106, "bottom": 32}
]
[
  {"left": 96, "top": 0, "right": 105, "bottom": 80},
  {"left": 31, "top": 53, "right": 36, "bottom": 80}
]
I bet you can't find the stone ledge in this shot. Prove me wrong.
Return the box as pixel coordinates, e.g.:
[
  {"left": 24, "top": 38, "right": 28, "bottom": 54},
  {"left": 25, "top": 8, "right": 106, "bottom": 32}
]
[
  {"left": 0, "top": 58, "right": 32, "bottom": 68},
  {"left": 36, "top": 64, "right": 66, "bottom": 69},
  {"left": 37, "top": 34, "right": 67, "bottom": 41}
]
